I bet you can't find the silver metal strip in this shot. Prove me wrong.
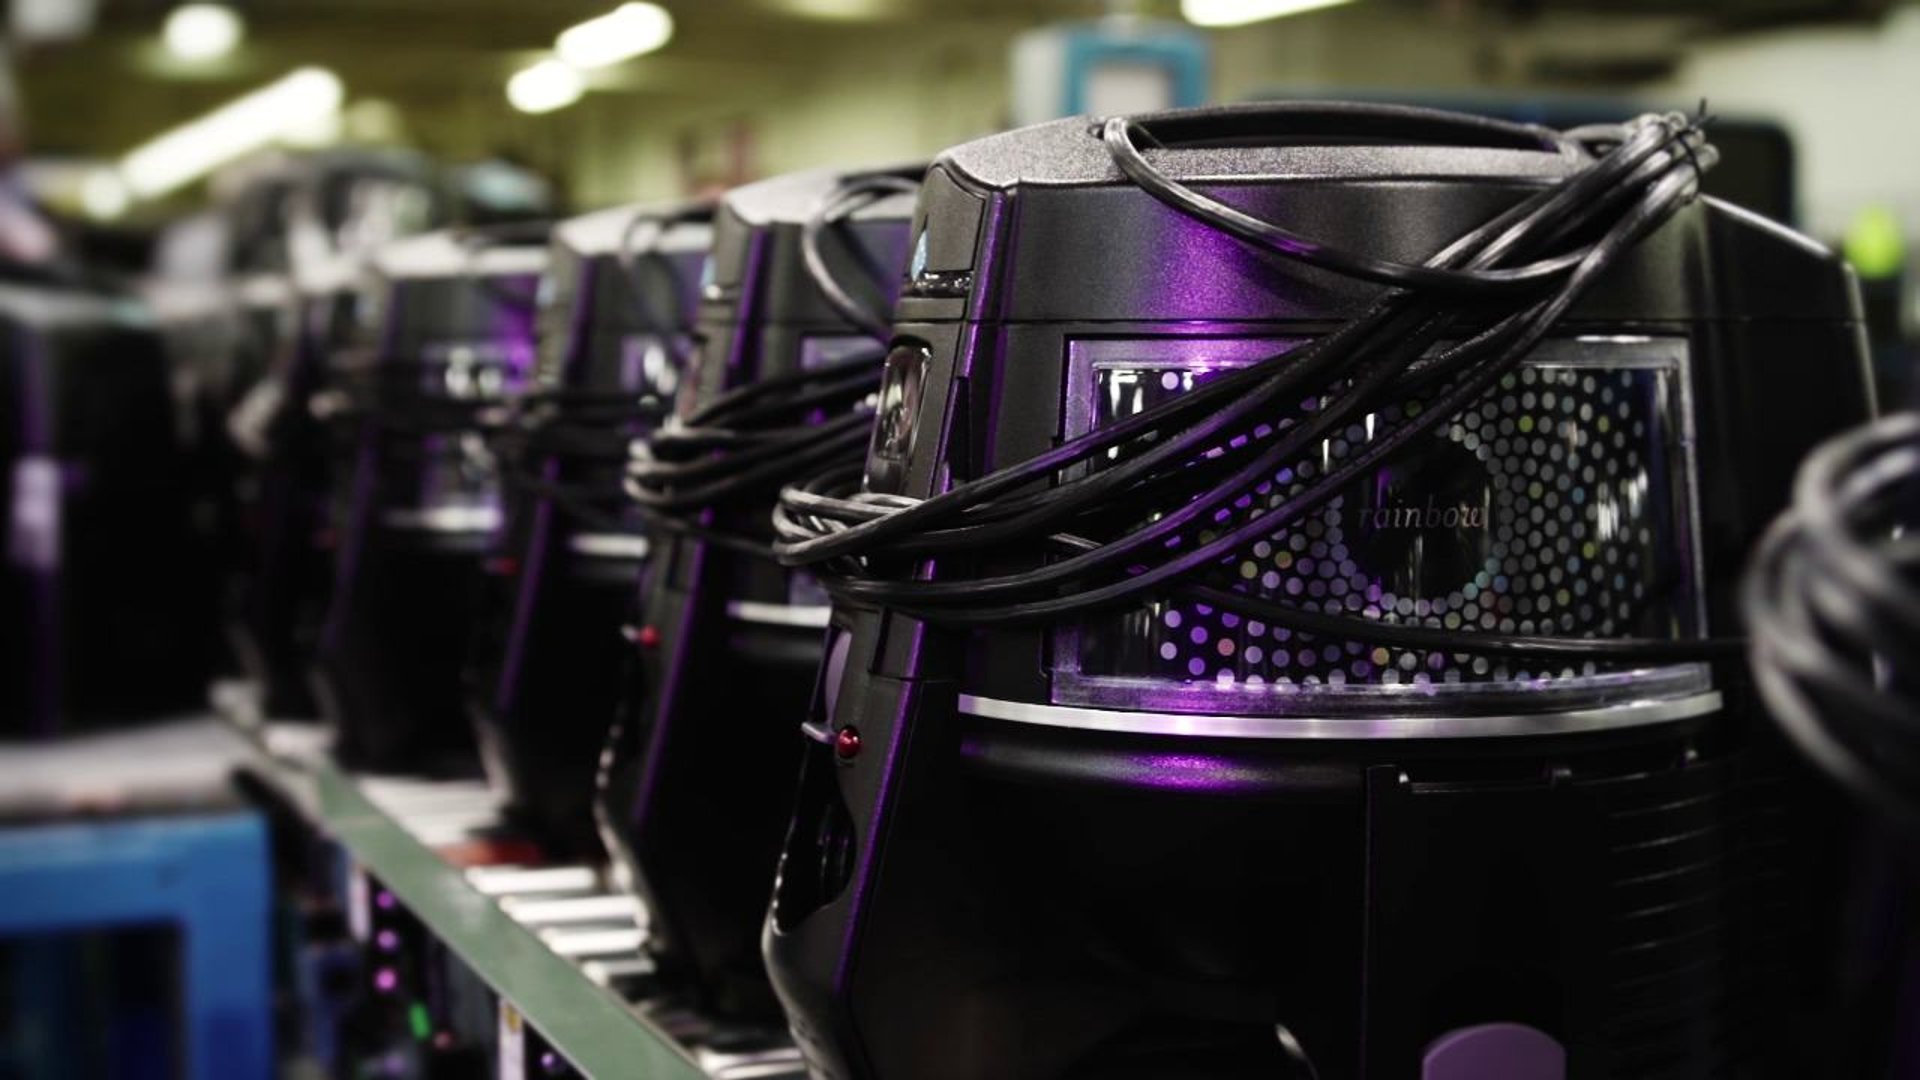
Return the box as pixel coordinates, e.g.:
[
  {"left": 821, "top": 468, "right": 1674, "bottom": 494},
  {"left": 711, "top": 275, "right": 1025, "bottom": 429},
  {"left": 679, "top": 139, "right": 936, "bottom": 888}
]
[
  {"left": 541, "top": 926, "right": 648, "bottom": 958},
  {"left": 376, "top": 234, "right": 548, "bottom": 280},
  {"left": 293, "top": 252, "right": 364, "bottom": 296},
  {"left": 569, "top": 532, "right": 650, "bottom": 560},
  {"left": 236, "top": 273, "right": 295, "bottom": 307},
  {"left": 957, "top": 690, "right": 1722, "bottom": 740},
  {"left": 500, "top": 893, "right": 645, "bottom": 928},
  {"left": 726, "top": 600, "right": 831, "bottom": 628},
  {"left": 698, "top": 1045, "right": 809, "bottom": 1079},
  {"left": 465, "top": 865, "right": 601, "bottom": 897},
  {"left": 581, "top": 955, "right": 658, "bottom": 988},
  {"left": 381, "top": 505, "right": 502, "bottom": 533}
]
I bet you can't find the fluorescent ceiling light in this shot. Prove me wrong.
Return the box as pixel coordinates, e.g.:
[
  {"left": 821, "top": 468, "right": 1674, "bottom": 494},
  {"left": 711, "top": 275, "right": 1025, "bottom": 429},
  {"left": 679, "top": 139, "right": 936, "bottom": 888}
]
[
  {"left": 1181, "top": 0, "right": 1358, "bottom": 28},
  {"left": 14, "top": 0, "right": 99, "bottom": 46},
  {"left": 778, "top": 0, "right": 890, "bottom": 20},
  {"left": 120, "top": 68, "right": 345, "bottom": 199},
  {"left": 554, "top": 3, "right": 673, "bottom": 69},
  {"left": 163, "top": 3, "right": 244, "bottom": 62},
  {"left": 80, "top": 169, "right": 130, "bottom": 220},
  {"left": 507, "top": 59, "right": 586, "bottom": 114}
]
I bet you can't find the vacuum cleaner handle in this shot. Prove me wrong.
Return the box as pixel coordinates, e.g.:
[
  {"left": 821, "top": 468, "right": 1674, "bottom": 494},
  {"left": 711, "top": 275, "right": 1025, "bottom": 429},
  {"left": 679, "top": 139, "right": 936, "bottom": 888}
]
[{"left": 1120, "top": 100, "right": 1573, "bottom": 156}]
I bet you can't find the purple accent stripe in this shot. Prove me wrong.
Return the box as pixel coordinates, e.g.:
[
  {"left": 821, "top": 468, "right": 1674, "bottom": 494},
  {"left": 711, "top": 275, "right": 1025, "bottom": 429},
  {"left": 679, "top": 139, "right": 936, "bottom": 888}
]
[
  {"left": 632, "top": 229, "right": 767, "bottom": 832},
  {"left": 13, "top": 323, "right": 59, "bottom": 731},
  {"left": 627, "top": 540, "right": 705, "bottom": 839},
  {"left": 493, "top": 265, "right": 593, "bottom": 713},
  {"left": 493, "top": 459, "right": 557, "bottom": 714},
  {"left": 317, "top": 278, "right": 407, "bottom": 657},
  {"left": 830, "top": 193, "right": 1012, "bottom": 993}
]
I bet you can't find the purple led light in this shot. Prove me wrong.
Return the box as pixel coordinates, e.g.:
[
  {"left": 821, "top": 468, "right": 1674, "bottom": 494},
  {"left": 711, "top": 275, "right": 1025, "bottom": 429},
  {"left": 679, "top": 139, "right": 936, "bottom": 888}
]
[
  {"left": 375, "top": 890, "right": 396, "bottom": 911},
  {"left": 373, "top": 967, "right": 399, "bottom": 993},
  {"left": 376, "top": 929, "right": 400, "bottom": 952}
]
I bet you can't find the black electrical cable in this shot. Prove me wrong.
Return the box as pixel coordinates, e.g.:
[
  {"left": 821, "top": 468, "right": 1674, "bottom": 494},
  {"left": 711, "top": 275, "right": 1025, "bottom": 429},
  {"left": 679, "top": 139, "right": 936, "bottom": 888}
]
[
  {"left": 802, "top": 176, "right": 920, "bottom": 340},
  {"left": 615, "top": 204, "right": 706, "bottom": 368},
  {"left": 621, "top": 172, "right": 918, "bottom": 554},
  {"left": 773, "top": 108, "right": 1737, "bottom": 663},
  {"left": 486, "top": 209, "right": 712, "bottom": 530},
  {"left": 1106, "top": 114, "right": 1600, "bottom": 294},
  {"left": 772, "top": 114, "right": 1695, "bottom": 566},
  {"left": 328, "top": 363, "right": 511, "bottom": 435},
  {"left": 492, "top": 393, "right": 667, "bottom": 531},
  {"left": 456, "top": 223, "right": 548, "bottom": 311},
  {"left": 1744, "top": 412, "right": 1920, "bottom": 828}
]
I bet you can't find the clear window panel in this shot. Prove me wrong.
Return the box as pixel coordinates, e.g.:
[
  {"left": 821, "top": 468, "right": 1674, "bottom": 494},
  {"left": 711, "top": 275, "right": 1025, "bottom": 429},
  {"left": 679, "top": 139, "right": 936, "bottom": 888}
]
[{"left": 1055, "top": 336, "right": 1707, "bottom": 715}]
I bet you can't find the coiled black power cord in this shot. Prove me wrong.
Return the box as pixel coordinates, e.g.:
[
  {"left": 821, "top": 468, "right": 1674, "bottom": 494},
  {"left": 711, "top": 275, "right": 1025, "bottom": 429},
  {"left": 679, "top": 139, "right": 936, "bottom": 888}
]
[
  {"left": 772, "top": 108, "right": 1738, "bottom": 662},
  {"left": 621, "top": 174, "right": 916, "bottom": 555},
  {"left": 1745, "top": 411, "right": 1920, "bottom": 827},
  {"left": 489, "top": 208, "right": 706, "bottom": 534}
]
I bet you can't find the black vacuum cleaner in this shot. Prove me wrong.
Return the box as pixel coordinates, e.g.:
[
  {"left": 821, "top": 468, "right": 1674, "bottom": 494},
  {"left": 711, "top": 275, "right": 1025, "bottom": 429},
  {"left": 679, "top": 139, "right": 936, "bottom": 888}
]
[
  {"left": 764, "top": 102, "right": 1875, "bottom": 1079},
  {"left": 222, "top": 151, "right": 442, "bottom": 719},
  {"left": 312, "top": 223, "right": 548, "bottom": 771},
  {"left": 1, "top": 270, "right": 215, "bottom": 730},
  {"left": 1746, "top": 410, "right": 1920, "bottom": 1080},
  {"left": 462, "top": 199, "right": 711, "bottom": 854},
  {"left": 599, "top": 165, "right": 918, "bottom": 1026}
]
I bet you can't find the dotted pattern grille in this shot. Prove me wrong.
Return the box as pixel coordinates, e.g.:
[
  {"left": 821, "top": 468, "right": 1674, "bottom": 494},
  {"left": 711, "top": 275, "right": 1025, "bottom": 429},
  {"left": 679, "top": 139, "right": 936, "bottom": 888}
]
[{"left": 1070, "top": 344, "right": 1699, "bottom": 695}]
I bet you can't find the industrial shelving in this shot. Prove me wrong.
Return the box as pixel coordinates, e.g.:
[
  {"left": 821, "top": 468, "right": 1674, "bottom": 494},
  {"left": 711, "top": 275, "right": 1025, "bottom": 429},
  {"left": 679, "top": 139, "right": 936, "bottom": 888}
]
[{"left": 217, "top": 687, "right": 800, "bottom": 1079}]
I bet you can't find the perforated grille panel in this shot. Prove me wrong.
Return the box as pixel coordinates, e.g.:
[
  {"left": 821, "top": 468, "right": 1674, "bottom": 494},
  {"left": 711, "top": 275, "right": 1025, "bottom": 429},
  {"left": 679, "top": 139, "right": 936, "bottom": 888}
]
[{"left": 1058, "top": 336, "right": 1703, "bottom": 712}]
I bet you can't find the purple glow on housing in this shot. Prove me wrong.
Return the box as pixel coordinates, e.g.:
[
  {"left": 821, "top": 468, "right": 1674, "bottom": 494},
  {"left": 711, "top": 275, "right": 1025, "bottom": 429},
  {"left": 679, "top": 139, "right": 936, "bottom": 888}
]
[
  {"left": 375, "top": 890, "right": 396, "bottom": 911},
  {"left": 492, "top": 450, "right": 556, "bottom": 708},
  {"left": 375, "top": 928, "right": 400, "bottom": 952},
  {"left": 492, "top": 277, "right": 540, "bottom": 379},
  {"left": 1423, "top": 1022, "right": 1565, "bottom": 1080},
  {"left": 1125, "top": 752, "right": 1270, "bottom": 793},
  {"left": 726, "top": 231, "right": 772, "bottom": 373},
  {"left": 373, "top": 967, "right": 399, "bottom": 993}
]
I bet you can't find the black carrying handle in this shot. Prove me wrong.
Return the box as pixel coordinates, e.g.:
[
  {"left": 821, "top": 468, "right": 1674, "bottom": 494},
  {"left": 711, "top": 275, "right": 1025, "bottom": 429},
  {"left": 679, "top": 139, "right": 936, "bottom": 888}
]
[
  {"left": 454, "top": 219, "right": 555, "bottom": 311},
  {"left": 1117, "top": 100, "right": 1574, "bottom": 156},
  {"left": 617, "top": 198, "right": 717, "bottom": 348},
  {"left": 802, "top": 172, "right": 923, "bottom": 342},
  {"left": 617, "top": 198, "right": 717, "bottom": 263},
  {"left": 457, "top": 218, "right": 558, "bottom": 248}
]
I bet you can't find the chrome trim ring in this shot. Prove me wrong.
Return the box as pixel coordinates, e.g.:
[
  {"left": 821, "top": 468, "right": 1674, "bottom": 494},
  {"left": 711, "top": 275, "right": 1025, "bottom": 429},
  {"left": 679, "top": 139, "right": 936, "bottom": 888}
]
[{"left": 956, "top": 690, "right": 1722, "bottom": 740}]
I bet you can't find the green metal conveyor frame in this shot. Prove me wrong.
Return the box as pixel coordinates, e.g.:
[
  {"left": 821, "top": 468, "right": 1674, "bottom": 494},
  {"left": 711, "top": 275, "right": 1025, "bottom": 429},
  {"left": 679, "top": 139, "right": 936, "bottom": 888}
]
[{"left": 227, "top": 713, "right": 713, "bottom": 1080}]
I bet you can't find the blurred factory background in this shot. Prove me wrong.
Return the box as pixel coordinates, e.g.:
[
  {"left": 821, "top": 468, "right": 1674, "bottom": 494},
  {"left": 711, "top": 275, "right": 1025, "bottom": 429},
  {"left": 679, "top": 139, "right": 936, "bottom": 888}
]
[
  {"left": 6, "top": 0, "right": 1906, "bottom": 415},
  {"left": 5, "top": 0, "right": 1916, "bottom": 242}
]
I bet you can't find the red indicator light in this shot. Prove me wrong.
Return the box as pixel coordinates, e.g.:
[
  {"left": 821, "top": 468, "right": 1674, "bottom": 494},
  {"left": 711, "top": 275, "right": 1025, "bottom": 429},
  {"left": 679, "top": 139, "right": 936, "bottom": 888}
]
[{"left": 834, "top": 726, "right": 862, "bottom": 761}]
